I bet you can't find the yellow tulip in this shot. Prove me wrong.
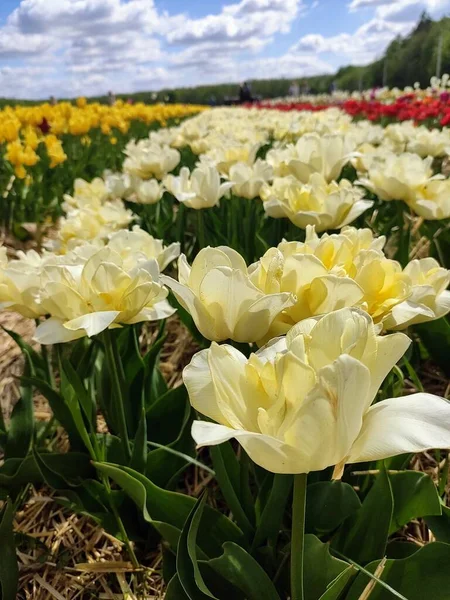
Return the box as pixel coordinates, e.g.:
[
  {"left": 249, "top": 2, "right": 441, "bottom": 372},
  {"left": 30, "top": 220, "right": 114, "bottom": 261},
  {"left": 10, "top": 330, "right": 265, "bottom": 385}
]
[
  {"left": 248, "top": 225, "right": 440, "bottom": 341},
  {"left": 107, "top": 226, "right": 180, "bottom": 272},
  {"left": 0, "top": 248, "right": 57, "bottom": 318},
  {"left": 185, "top": 307, "right": 450, "bottom": 474},
  {"left": 162, "top": 247, "right": 295, "bottom": 343},
  {"left": 410, "top": 178, "right": 450, "bottom": 220},
  {"left": 228, "top": 159, "right": 273, "bottom": 200},
  {"left": 123, "top": 140, "right": 180, "bottom": 180},
  {"left": 266, "top": 133, "right": 356, "bottom": 183},
  {"left": 34, "top": 247, "right": 175, "bottom": 344},
  {"left": 131, "top": 178, "right": 164, "bottom": 205},
  {"left": 164, "top": 165, "right": 233, "bottom": 209},
  {"left": 357, "top": 153, "right": 440, "bottom": 205},
  {"left": 383, "top": 257, "right": 450, "bottom": 329},
  {"left": 262, "top": 173, "right": 373, "bottom": 232}
]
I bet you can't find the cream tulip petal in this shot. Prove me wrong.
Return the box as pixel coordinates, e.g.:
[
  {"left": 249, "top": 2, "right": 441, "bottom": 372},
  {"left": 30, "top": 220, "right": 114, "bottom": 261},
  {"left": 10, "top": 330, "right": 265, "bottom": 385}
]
[
  {"left": 234, "top": 292, "right": 295, "bottom": 343},
  {"left": 158, "top": 243, "right": 181, "bottom": 271},
  {"left": 191, "top": 421, "right": 310, "bottom": 474},
  {"left": 285, "top": 355, "right": 371, "bottom": 472},
  {"left": 122, "top": 283, "right": 155, "bottom": 317},
  {"left": 305, "top": 307, "right": 373, "bottom": 371},
  {"left": 383, "top": 300, "right": 435, "bottom": 329},
  {"left": 435, "top": 290, "right": 450, "bottom": 318},
  {"left": 160, "top": 275, "right": 196, "bottom": 312},
  {"left": 308, "top": 275, "right": 364, "bottom": 315},
  {"left": 188, "top": 248, "right": 232, "bottom": 292},
  {"left": 264, "top": 199, "right": 289, "bottom": 219},
  {"left": 34, "top": 318, "right": 86, "bottom": 345},
  {"left": 160, "top": 275, "right": 214, "bottom": 333},
  {"left": 339, "top": 200, "right": 374, "bottom": 227},
  {"left": 64, "top": 311, "right": 121, "bottom": 337},
  {"left": 292, "top": 211, "right": 332, "bottom": 232},
  {"left": 367, "top": 333, "right": 411, "bottom": 404},
  {"left": 183, "top": 348, "right": 225, "bottom": 425},
  {"left": 177, "top": 254, "right": 191, "bottom": 285},
  {"left": 127, "top": 300, "right": 176, "bottom": 323},
  {"left": 282, "top": 254, "right": 329, "bottom": 292},
  {"left": 207, "top": 343, "right": 258, "bottom": 431},
  {"left": 348, "top": 394, "right": 450, "bottom": 463},
  {"left": 199, "top": 267, "right": 261, "bottom": 337},
  {"left": 139, "top": 258, "right": 160, "bottom": 280},
  {"left": 255, "top": 336, "right": 288, "bottom": 363},
  {"left": 286, "top": 317, "right": 319, "bottom": 341},
  {"left": 216, "top": 246, "right": 248, "bottom": 272}
]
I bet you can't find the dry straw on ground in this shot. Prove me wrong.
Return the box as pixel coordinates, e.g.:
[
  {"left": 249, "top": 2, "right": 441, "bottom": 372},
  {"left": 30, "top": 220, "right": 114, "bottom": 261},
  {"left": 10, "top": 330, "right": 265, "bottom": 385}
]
[{"left": 0, "top": 308, "right": 200, "bottom": 599}]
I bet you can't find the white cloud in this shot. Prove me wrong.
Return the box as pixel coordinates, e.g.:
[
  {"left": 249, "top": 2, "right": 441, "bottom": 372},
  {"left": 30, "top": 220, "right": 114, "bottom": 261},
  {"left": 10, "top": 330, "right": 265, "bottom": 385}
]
[
  {"left": 8, "top": 0, "right": 158, "bottom": 36},
  {"left": 166, "top": 0, "right": 303, "bottom": 45},
  {"left": 348, "top": 0, "right": 392, "bottom": 10},
  {"left": 292, "top": 17, "right": 413, "bottom": 65},
  {"left": 0, "top": 28, "right": 51, "bottom": 58},
  {"left": 376, "top": 0, "right": 450, "bottom": 21}
]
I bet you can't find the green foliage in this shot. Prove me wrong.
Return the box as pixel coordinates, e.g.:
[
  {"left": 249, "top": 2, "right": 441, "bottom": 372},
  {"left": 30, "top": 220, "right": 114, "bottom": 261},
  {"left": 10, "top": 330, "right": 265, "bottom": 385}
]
[
  {"left": 346, "top": 542, "right": 450, "bottom": 599},
  {"left": 303, "top": 535, "right": 353, "bottom": 600},
  {"left": 305, "top": 481, "right": 361, "bottom": 535},
  {"left": 333, "top": 469, "right": 393, "bottom": 564},
  {"left": 0, "top": 502, "right": 19, "bottom": 600}
]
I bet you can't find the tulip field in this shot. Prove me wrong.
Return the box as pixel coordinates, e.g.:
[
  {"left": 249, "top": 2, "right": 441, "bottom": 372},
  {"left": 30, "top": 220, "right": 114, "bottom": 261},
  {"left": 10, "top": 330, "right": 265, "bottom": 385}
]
[{"left": 1, "top": 81, "right": 450, "bottom": 600}]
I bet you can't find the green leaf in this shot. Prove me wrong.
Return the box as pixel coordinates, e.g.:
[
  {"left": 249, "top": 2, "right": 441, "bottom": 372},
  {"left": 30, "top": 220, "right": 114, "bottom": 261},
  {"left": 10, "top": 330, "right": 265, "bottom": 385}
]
[
  {"left": 1, "top": 326, "right": 45, "bottom": 377},
  {"left": 0, "top": 404, "right": 6, "bottom": 449},
  {"left": 389, "top": 471, "right": 442, "bottom": 534},
  {"left": 425, "top": 505, "right": 450, "bottom": 543},
  {"left": 61, "top": 358, "right": 96, "bottom": 426},
  {"left": 386, "top": 541, "right": 420, "bottom": 559},
  {"left": 206, "top": 542, "right": 281, "bottom": 600},
  {"left": 177, "top": 493, "right": 217, "bottom": 599},
  {"left": 56, "top": 355, "right": 96, "bottom": 458},
  {"left": 210, "top": 444, "right": 255, "bottom": 539},
  {"left": 0, "top": 452, "right": 92, "bottom": 492},
  {"left": 146, "top": 385, "right": 190, "bottom": 445},
  {"left": 94, "top": 462, "right": 244, "bottom": 557},
  {"left": 333, "top": 468, "right": 393, "bottom": 564},
  {"left": 5, "top": 355, "right": 34, "bottom": 459},
  {"left": 0, "top": 502, "right": 18, "bottom": 600},
  {"left": 21, "top": 375, "right": 83, "bottom": 449},
  {"left": 151, "top": 367, "right": 168, "bottom": 399},
  {"left": 147, "top": 442, "right": 214, "bottom": 475},
  {"left": 130, "top": 409, "right": 147, "bottom": 473},
  {"left": 306, "top": 481, "right": 361, "bottom": 535},
  {"left": 415, "top": 317, "right": 450, "bottom": 377},
  {"left": 145, "top": 386, "right": 195, "bottom": 487},
  {"left": 142, "top": 332, "right": 167, "bottom": 401},
  {"left": 252, "top": 474, "right": 292, "bottom": 550},
  {"left": 303, "top": 535, "right": 351, "bottom": 600},
  {"left": 346, "top": 542, "right": 450, "bottom": 600},
  {"left": 166, "top": 574, "right": 190, "bottom": 600},
  {"left": 33, "top": 449, "right": 94, "bottom": 489},
  {"left": 318, "top": 567, "right": 355, "bottom": 600},
  {"left": 162, "top": 544, "right": 177, "bottom": 586}
]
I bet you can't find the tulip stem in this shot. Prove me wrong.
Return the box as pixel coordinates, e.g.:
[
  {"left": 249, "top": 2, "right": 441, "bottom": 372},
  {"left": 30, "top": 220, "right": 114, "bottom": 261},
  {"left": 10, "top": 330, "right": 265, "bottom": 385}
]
[
  {"left": 103, "top": 330, "right": 131, "bottom": 462},
  {"left": 291, "top": 473, "right": 307, "bottom": 600},
  {"left": 197, "top": 209, "right": 206, "bottom": 249}
]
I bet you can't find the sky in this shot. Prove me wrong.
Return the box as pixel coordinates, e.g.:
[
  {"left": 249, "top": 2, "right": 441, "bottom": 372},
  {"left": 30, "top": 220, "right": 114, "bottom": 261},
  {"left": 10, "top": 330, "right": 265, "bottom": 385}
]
[{"left": 0, "top": 0, "right": 449, "bottom": 99}]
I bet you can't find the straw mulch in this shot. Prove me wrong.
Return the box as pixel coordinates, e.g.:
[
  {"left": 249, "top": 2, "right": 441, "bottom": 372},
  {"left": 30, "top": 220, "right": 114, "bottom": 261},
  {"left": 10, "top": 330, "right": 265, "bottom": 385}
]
[
  {"left": 15, "top": 486, "right": 164, "bottom": 600},
  {"left": 0, "top": 310, "right": 198, "bottom": 600}
]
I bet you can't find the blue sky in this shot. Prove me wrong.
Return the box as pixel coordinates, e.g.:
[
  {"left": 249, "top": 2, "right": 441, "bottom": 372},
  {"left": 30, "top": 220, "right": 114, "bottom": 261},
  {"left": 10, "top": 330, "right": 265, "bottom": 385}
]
[{"left": 0, "top": 0, "right": 448, "bottom": 99}]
